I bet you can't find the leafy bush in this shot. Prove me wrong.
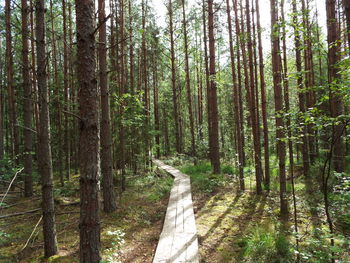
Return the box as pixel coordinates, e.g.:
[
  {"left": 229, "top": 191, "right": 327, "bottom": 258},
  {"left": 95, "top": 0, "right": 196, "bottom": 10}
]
[{"left": 241, "top": 227, "right": 293, "bottom": 263}]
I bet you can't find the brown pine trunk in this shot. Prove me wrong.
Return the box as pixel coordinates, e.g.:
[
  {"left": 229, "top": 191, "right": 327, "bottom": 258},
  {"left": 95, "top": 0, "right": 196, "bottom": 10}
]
[
  {"left": 0, "top": 41, "right": 3, "bottom": 160},
  {"left": 22, "top": 0, "right": 33, "bottom": 197},
  {"left": 245, "top": 0, "right": 263, "bottom": 194},
  {"left": 153, "top": 54, "right": 161, "bottom": 159},
  {"left": 36, "top": 0, "right": 58, "bottom": 257},
  {"left": 5, "top": 0, "right": 20, "bottom": 163},
  {"left": 344, "top": 0, "right": 350, "bottom": 53},
  {"left": 326, "top": 0, "right": 345, "bottom": 172},
  {"left": 62, "top": 0, "right": 71, "bottom": 180},
  {"left": 169, "top": 0, "right": 182, "bottom": 154},
  {"left": 75, "top": 0, "right": 101, "bottom": 261},
  {"left": 208, "top": 0, "right": 220, "bottom": 174},
  {"left": 129, "top": 0, "right": 134, "bottom": 94},
  {"left": 30, "top": 0, "right": 39, "bottom": 143},
  {"left": 181, "top": 0, "right": 196, "bottom": 156},
  {"left": 50, "top": 0, "right": 64, "bottom": 187},
  {"left": 202, "top": 0, "right": 212, "bottom": 162},
  {"left": 255, "top": 0, "right": 270, "bottom": 188},
  {"left": 99, "top": 0, "right": 117, "bottom": 213},
  {"left": 226, "top": 0, "right": 244, "bottom": 190},
  {"left": 292, "top": 0, "right": 310, "bottom": 177},
  {"left": 233, "top": 0, "right": 246, "bottom": 167},
  {"left": 270, "top": 0, "right": 288, "bottom": 219},
  {"left": 301, "top": 0, "right": 316, "bottom": 163}
]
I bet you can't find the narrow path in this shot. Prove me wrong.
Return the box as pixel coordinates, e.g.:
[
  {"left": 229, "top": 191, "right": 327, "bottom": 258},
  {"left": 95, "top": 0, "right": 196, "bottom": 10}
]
[{"left": 152, "top": 160, "right": 199, "bottom": 263}]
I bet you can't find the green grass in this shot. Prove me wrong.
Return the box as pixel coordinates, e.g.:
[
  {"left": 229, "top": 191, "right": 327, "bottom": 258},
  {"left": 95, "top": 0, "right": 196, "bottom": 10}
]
[{"left": 180, "top": 162, "right": 228, "bottom": 193}]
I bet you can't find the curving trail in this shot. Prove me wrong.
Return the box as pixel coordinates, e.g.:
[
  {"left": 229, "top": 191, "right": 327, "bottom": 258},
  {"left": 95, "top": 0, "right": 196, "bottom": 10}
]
[{"left": 152, "top": 160, "right": 199, "bottom": 263}]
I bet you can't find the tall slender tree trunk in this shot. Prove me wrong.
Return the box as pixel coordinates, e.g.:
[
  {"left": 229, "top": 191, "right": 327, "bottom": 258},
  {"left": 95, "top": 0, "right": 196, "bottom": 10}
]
[
  {"left": 169, "top": 0, "right": 181, "bottom": 154},
  {"left": 36, "top": 0, "right": 58, "bottom": 257},
  {"left": 326, "top": 0, "right": 345, "bottom": 172},
  {"left": 99, "top": 0, "right": 117, "bottom": 213},
  {"left": 181, "top": 0, "right": 196, "bottom": 156},
  {"left": 245, "top": 0, "right": 263, "bottom": 194},
  {"left": 202, "top": 0, "right": 212, "bottom": 162},
  {"left": 233, "top": 0, "right": 246, "bottom": 167},
  {"left": 226, "top": 0, "right": 244, "bottom": 190},
  {"left": 75, "top": 0, "right": 101, "bottom": 261},
  {"left": 292, "top": 0, "right": 309, "bottom": 177},
  {"left": 270, "top": 0, "right": 288, "bottom": 219},
  {"left": 5, "top": 0, "right": 20, "bottom": 163},
  {"left": 22, "top": 0, "right": 33, "bottom": 197},
  {"left": 343, "top": 0, "right": 350, "bottom": 53},
  {"left": 153, "top": 53, "right": 161, "bottom": 159},
  {"left": 255, "top": 0, "right": 270, "bottom": 188},
  {"left": 63, "top": 0, "right": 71, "bottom": 180},
  {"left": 208, "top": 0, "right": 220, "bottom": 174}
]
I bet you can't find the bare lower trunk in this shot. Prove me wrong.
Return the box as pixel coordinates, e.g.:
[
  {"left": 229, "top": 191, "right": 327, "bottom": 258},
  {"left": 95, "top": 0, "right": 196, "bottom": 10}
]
[
  {"left": 76, "top": 0, "right": 101, "bottom": 261},
  {"left": 99, "top": 0, "right": 117, "bottom": 213},
  {"left": 36, "top": 0, "right": 58, "bottom": 257},
  {"left": 22, "top": 0, "right": 33, "bottom": 197},
  {"left": 208, "top": 0, "right": 220, "bottom": 174}
]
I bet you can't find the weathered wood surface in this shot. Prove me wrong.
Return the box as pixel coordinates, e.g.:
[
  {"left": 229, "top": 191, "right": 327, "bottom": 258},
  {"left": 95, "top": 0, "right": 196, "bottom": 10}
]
[{"left": 153, "top": 160, "right": 199, "bottom": 263}]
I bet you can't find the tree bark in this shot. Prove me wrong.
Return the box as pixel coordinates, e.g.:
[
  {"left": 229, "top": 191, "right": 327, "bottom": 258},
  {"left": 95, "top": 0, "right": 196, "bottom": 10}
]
[
  {"left": 182, "top": 0, "right": 196, "bottom": 156},
  {"left": 270, "top": 0, "right": 288, "bottom": 219},
  {"left": 36, "top": 0, "right": 58, "bottom": 257},
  {"left": 292, "top": 0, "right": 310, "bottom": 177},
  {"left": 208, "top": 0, "right": 220, "bottom": 174},
  {"left": 245, "top": 0, "right": 263, "bottom": 194},
  {"left": 75, "top": 0, "right": 101, "bottom": 261},
  {"left": 99, "top": 0, "right": 117, "bottom": 213},
  {"left": 255, "top": 0, "right": 270, "bottom": 188},
  {"left": 226, "top": 0, "right": 244, "bottom": 190},
  {"left": 169, "top": 0, "right": 182, "bottom": 154},
  {"left": 326, "top": 0, "right": 345, "bottom": 172},
  {"left": 5, "top": 0, "right": 20, "bottom": 163},
  {"left": 22, "top": 0, "right": 33, "bottom": 197},
  {"left": 344, "top": 0, "right": 350, "bottom": 53}
]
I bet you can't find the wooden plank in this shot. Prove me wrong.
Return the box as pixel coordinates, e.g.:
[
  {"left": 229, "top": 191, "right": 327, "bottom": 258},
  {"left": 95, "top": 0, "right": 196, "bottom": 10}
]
[{"left": 152, "top": 160, "right": 199, "bottom": 263}]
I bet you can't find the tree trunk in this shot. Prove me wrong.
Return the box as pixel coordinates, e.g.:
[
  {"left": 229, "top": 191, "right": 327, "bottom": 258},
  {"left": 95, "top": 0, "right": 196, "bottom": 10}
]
[
  {"left": 226, "top": 0, "right": 244, "bottom": 190},
  {"left": 36, "top": 0, "right": 58, "bottom": 257},
  {"left": 344, "top": 0, "right": 350, "bottom": 53},
  {"left": 182, "top": 0, "right": 196, "bottom": 156},
  {"left": 292, "top": 0, "right": 310, "bottom": 177},
  {"left": 75, "top": 0, "right": 101, "bottom": 261},
  {"left": 5, "top": 0, "right": 20, "bottom": 163},
  {"left": 169, "top": 0, "right": 182, "bottom": 154},
  {"left": 208, "top": 0, "right": 220, "bottom": 174},
  {"left": 63, "top": 0, "right": 71, "bottom": 180},
  {"left": 326, "top": 0, "right": 345, "bottom": 172},
  {"left": 99, "top": 0, "right": 117, "bottom": 213},
  {"left": 245, "top": 0, "right": 263, "bottom": 194},
  {"left": 22, "top": 0, "right": 33, "bottom": 197},
  {"left": 270, "top": 0, "right": 288, "bottom": 219},
  {"left": 255, "top": 0, "right": 270, "bottom": 188}
]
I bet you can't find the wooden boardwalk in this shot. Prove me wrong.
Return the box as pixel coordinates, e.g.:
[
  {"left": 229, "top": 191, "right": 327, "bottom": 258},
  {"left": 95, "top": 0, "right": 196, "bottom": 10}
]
[{"left": 152, "top": 160, "right": 199, "bottom": 263}]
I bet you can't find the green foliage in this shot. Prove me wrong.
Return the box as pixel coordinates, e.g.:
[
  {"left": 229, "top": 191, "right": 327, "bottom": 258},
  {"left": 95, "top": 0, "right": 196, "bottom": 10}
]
[
  {"left": 241, "top": 227, "right": 293, "bottom": 263},
  {"left": 54, "top": 179, "right": 79, "bottom": 197},
  {"left": 0, "top": 230, "right": 11, "bottom": 247},
  {"left": 180, "top": 162, "right": 226, "bottom": 193},
  {"left": 0, "top": 155, "right": 23, "bottom": 182},
  {"left": 102, "top": 229, "right": 125, "bottom": 263}
]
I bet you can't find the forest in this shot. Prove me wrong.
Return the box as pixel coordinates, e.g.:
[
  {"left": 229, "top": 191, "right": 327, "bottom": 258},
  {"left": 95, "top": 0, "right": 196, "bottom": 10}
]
[{"left": 0, "top": 0, "right": 350, "bottom": 262}]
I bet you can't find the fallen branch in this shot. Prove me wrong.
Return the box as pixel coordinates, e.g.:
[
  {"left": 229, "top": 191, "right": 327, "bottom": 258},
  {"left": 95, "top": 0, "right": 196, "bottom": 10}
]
[
  {"left": 0, "top": 208, "right": 41, "bottom": 219},
  {"left": 20, "top": 215, "right": 42, "bottom": 251},
  {"left": 0, "top": 168, "right": 24, "bottom": 208}
]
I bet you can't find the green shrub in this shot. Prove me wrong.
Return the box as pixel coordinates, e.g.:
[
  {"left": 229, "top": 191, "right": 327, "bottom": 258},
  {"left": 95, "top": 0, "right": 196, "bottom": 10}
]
[{"left": 241, "top": 227, "right": 293, "bottom": 263}]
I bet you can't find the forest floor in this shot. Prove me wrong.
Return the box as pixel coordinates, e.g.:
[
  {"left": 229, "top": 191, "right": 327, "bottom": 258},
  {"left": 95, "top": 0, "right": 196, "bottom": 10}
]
[
  {"left": 1, "top": 156, "right": 350, "bottom": 263},
  {"left": 0, "top": 170, "right": 172, "bottom": 263}
]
